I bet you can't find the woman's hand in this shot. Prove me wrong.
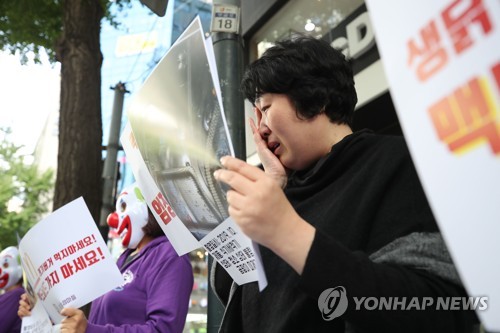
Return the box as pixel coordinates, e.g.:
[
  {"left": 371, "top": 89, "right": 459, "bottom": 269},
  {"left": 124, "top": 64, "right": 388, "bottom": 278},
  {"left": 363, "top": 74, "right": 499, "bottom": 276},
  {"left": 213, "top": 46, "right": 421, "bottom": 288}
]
[
  {"left": 18, "top": 293, "right": 32, "bottom": 318},
  {"left": 60, "top": 308, "right": 88, "bottom": 333},
  {"left": 250, "top": 114, "right": 288, "bottom": 189},
  {"left": 215, "top": 156, "right": 293, "bottom": 248},
  {"left": 215, "top": 156, "right": 315, "bottom": 274}
]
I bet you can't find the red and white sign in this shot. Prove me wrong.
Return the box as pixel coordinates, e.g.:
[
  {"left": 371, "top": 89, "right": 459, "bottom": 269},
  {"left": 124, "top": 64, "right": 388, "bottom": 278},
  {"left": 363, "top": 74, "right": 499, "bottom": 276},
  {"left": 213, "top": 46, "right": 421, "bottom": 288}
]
[
  {"left": 365, "top": 0, "right": 500, "bottom": 330},
  {"left": 121, "top": 17, "right": 267, "bottom": 289},
  {"left": 19, "top": 197, "right": 123, "bottom": 326}
]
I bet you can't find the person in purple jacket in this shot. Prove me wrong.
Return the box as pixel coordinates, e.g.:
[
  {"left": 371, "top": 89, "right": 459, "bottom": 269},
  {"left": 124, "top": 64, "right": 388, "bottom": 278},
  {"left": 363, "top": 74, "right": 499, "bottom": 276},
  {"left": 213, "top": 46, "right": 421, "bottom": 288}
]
[
  {"left": 19, "top": 182, "right": 193, "bottom": 333},
  {"left": 0, "top": 246, "right": 24, "bottom": 333}
]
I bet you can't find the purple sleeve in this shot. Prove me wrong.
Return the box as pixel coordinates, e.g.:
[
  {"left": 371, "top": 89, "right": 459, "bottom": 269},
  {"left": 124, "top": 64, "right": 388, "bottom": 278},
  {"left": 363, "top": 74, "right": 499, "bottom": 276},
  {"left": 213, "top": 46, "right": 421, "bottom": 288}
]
[
  {"left": 0, "top": 288, "right": 24, "bottom": 333},
  {"left": 86, "top": 253, "right": 193, "bottom": 333}
]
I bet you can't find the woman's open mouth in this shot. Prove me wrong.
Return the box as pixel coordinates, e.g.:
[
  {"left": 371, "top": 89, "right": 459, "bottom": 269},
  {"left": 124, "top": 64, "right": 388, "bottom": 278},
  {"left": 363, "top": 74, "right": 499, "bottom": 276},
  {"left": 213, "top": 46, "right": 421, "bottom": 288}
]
[{"left": 268, "top": 142, "right": 280, "bottom": 155}]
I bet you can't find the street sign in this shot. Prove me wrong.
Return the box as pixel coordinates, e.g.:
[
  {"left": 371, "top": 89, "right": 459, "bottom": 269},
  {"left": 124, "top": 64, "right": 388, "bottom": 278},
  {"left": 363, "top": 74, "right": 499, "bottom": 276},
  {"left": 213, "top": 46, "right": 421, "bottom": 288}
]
[{"left": 211, "top": 4, "right": 240, "bottom": 34}]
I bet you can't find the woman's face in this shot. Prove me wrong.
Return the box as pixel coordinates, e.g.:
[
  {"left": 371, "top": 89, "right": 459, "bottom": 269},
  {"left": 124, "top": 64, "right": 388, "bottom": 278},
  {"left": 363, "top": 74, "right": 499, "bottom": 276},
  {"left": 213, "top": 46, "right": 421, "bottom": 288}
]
[{"left": 255, "top": 93, "right": 334, "bottom": 171}]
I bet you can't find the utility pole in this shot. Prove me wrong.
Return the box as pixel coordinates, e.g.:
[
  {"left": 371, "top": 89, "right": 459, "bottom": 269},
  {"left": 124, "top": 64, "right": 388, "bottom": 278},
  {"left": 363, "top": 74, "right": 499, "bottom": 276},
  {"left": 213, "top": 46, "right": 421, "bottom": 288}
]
[
  {"left": 99, "top": 82, "right": 128, "bottom": 241},
  {"left": 208, "top": 1, "right": 245, "bottom": 332},
  {"left": 211, "top": 1, "right": 245, "bottom": 157}
]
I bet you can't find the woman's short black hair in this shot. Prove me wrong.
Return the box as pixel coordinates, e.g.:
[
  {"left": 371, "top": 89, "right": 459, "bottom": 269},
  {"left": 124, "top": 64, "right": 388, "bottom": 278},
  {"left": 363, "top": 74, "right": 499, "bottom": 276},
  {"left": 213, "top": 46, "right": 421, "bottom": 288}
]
[
  {"left": 241, "top": 35, "right": 357, "bottom": 127},
  {"left": 142, "top": 209, "right": 164, "bottom": 238}
]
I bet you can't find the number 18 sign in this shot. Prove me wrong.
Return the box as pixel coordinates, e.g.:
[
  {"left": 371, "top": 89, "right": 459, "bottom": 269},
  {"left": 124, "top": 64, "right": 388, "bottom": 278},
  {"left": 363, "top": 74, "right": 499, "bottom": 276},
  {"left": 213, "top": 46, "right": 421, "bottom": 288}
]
[{"left": 211, "top": 4, "right": 240, "bottom": 34}]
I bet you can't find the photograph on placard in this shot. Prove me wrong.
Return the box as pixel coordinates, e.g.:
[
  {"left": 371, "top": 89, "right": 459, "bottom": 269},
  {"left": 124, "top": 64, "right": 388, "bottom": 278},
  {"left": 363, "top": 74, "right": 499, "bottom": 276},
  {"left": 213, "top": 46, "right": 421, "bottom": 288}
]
[{"left": 127, "top": 18, "right": 232, "bottom": 241}]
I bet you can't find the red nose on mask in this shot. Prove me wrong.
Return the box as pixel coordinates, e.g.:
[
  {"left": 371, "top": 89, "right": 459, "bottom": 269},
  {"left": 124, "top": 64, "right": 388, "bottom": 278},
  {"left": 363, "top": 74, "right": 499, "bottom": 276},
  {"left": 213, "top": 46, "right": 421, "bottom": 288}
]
[{"left": 107, "top": 212, "right": 119, "bottom": 228}]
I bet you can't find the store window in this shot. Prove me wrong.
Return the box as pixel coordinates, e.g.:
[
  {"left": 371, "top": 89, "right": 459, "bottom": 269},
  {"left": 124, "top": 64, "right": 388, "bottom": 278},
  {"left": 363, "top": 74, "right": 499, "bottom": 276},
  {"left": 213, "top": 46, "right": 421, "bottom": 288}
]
[
  {"left": 249, "top": 0, "right": 364, "bottom": 61},
  {"left": 185, "top": 249, "right": 209, "bottom": 333}
]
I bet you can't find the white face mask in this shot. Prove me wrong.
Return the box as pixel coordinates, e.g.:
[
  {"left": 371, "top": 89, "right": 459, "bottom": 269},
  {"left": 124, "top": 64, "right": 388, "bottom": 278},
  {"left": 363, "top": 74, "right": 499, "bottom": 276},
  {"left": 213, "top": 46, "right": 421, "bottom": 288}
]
[
  {"left": 107, "top": 183, "right": 149, "bottom": 249},
  {"left": 0, "top": 246, "right": 22, "bottom": 291}
]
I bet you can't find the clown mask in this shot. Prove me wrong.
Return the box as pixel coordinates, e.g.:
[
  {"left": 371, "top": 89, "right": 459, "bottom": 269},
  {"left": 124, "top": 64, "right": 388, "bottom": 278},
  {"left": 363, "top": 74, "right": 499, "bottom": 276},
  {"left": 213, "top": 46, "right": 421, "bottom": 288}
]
[
  {"left": 0, "top": 246, "right": 22, "bottom": 291},
  {"left": 107, "top": 183, "right": 149, "bottom": 249}
]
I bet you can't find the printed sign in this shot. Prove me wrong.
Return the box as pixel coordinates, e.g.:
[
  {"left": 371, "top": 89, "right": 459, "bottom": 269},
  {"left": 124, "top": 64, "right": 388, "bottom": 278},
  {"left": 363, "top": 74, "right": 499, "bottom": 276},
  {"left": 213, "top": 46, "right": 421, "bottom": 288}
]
[
  {"left": 20, "top": 300, "right": 55, "bottom": 333},
  {"left": 122, "top": 17, "right": 267, "bottom": 289},
  {"left": 121, "top": 122, "right": 200, "bottom": 255},
  {"left": 200, "top": 218, "right": 263, "bottom": 286},
  {"left": 19, "top": 197, "right": 123, "bottom": 330},
  {"left": 365, "top": 0, "right": 500, "bottom": 330},
  {"left": 211, "top": 4, "right": 240, "bottom": 34}
]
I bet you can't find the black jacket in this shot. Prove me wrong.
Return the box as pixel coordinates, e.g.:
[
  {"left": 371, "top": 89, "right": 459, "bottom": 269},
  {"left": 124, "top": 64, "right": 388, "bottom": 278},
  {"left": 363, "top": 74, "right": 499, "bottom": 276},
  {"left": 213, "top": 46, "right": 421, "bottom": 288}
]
[{"left": 213, "top": 130, "right": 478, "bottom": 333}]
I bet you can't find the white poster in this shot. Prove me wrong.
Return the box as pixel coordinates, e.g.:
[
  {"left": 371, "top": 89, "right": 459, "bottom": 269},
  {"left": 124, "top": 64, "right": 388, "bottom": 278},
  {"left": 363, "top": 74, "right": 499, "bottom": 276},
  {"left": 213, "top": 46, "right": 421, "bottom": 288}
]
[
  {"left": 365, "top": 0, "right": 500, "bottom": 330},
  {"left": 19, "top": 197, "right": 123, "bottom": 328},
  {"left": 20, "top": 300, "right": 57, "bottom": 333},
  {"left": 121, "top": 17, "right": 267, "bottom": 289}
]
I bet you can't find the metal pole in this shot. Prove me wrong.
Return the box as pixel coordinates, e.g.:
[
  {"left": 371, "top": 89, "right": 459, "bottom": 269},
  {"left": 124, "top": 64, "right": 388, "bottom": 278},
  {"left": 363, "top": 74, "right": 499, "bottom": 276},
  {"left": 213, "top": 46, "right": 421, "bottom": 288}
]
[
  {"left": 99, "top": 82, "right": 128, "bottom": 241},
  {"left": 208, "top": 1, "right": 245, "bottom": 332},
  {"left": 212, "top": 1, "right": 245, "bottom": 158}
]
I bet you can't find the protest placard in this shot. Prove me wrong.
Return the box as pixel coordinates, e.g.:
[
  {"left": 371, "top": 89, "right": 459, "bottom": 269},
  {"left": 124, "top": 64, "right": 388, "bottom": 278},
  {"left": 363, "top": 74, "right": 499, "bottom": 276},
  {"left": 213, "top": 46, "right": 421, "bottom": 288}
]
[
  {"left": 365, "top": 0, "right": 500, "bottom": 330},
  {"left": 19, "top": 197, "right": 123, "bottom": 331},
  {"left": 121, "top": 16, "right": 267, "bottom": 289}
]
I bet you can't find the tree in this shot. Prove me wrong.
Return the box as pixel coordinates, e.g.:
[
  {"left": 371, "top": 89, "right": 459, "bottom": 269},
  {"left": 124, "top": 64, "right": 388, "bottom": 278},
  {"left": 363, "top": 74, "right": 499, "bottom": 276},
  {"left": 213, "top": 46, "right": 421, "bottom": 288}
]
[
  {"left": 53, "top": 1, "right": 104, "bottom": 221},
  {"left": 0, "top": 1, "right": 130, "bottom": 222},
  {"left": 0, "top": 128, "right": 54, "bottom": 249}
]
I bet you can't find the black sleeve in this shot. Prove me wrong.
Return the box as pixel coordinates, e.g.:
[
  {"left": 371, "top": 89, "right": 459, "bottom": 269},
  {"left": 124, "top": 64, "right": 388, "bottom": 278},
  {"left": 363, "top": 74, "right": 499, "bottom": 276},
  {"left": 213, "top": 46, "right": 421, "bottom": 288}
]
[{"left": 299, "top": 230, "right": 479, "bottom": 333}]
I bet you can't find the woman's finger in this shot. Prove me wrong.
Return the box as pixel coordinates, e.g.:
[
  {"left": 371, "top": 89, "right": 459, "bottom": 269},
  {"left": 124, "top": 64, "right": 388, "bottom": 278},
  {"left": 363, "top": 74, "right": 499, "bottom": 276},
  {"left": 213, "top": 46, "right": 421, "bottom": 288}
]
[
  {"left": 214, "top": 168, "right": 255, "bottom": 194},
  {"left": 226, "top": 189, "right": 246, "bottom": 211},
  {"left": 219, "top": 156, "right": 264, "bottom": 181}
]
